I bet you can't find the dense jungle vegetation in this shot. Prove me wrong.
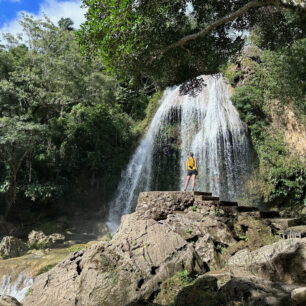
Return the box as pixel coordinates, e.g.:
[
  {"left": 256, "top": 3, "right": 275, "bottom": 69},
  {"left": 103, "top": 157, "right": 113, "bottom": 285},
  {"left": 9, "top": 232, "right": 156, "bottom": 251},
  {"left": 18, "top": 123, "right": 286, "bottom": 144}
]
[
  {"left": 0, "top": 16, "right": 152, "bottom": 217},
  {"left": 0, "top": 0, "right": 305, "bottom": 219}
]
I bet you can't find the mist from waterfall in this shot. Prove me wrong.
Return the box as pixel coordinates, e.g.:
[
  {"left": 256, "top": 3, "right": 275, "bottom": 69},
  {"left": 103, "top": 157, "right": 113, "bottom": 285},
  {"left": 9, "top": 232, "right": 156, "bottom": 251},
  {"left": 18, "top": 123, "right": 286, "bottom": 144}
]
[{"left": 107, "top": 75, "right": 251, "bottom": 232}]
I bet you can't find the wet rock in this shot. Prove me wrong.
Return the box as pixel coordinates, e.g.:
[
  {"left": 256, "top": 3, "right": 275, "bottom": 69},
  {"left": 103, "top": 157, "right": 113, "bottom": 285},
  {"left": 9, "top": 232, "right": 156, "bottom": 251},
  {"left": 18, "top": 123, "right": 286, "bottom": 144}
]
[
  {"left": 291, "top": 287, "right": 306, "bottom": 305},
  {"left": 0, "top": 236, "right": 28, "bottom": 259},
  {"left": 28, "top": 231, "right": 65, "bottom": 248},
  {"left": 23, "top": 215, "right": 205, "bottom": 306},
  {"left": 228, "top": 238, "right": 306, "bottom": 284},
  {"left": 220, "top": 276, "right": 297, "bottom": 305},
  {"left": 0, "top": 295, "right": 21, "bottom": 306}
]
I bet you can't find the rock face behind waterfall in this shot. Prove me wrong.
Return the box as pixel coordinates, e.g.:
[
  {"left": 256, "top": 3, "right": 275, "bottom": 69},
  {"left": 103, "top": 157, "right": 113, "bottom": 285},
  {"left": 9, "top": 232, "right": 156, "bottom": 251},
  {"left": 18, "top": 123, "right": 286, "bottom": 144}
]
[{"left": 23, "top": 192, "right": 306, "bottom": 306}]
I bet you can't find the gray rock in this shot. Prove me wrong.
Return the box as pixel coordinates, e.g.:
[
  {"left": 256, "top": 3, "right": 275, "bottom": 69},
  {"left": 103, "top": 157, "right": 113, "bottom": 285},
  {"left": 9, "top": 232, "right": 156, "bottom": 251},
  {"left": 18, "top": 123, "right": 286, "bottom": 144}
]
[
  {"left": 228, "top": 238, "right": 306, "bottom": 284},
  {"left": 160, "top": 212, "right": 235, "bottom": 246},
  {"left": 291, "top": 287, "right": 306, "bottom": 305},
  {"left": 28, "top": 230, "right": 65, "bottom": 248},
  {"left": 0, "top": 295, "right": 21, "bottom": 305},
  {"left": 220, "top": 276, "right": 298, "bottom": 305},
  {"left": 22, "top": 214, "right": 205, "bottom": 306},
  {"left": 136, "top": 191, "right": 195, "bottom": 220},
  {"left": 194, "top": 235, "right": 215, "bottom": 265},
  {"left": 0, "top": 236, "right": 28, "bottom": 259}
]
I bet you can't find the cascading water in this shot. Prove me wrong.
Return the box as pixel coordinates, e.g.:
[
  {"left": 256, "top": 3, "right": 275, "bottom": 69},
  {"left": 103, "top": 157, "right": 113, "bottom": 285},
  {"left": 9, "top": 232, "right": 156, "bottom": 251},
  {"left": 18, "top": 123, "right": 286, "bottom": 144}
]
[
  {"left": 106, "top": 89, "right": 177, "bottom": 232},
  {"left": 0, "top": 273, "right": 33, "bottom": 302},
  {"left": 107, "top": 75, "right": 251, "bottom": 232}
]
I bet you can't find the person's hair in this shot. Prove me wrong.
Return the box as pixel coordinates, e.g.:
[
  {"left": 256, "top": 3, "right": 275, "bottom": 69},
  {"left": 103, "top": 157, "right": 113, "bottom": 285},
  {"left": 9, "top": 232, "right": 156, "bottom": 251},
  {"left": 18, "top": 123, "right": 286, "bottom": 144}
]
[{"left": 189, "top": 152, "right": 194, "bottom": 157}]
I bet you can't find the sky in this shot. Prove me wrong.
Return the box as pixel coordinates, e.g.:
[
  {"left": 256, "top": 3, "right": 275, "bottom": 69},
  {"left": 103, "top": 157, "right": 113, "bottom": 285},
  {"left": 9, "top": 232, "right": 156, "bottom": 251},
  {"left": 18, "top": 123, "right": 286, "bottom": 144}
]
[{"left": 0, "top": 0, "right": 86, "bottom": 35}]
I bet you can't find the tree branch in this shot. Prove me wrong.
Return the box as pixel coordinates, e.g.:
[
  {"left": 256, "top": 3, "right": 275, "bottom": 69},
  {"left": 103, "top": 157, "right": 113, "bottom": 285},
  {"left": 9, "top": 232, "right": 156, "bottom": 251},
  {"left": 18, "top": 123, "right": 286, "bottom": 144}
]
[{"left": 151, "top": 0, "right": 305, "bottom": 62}]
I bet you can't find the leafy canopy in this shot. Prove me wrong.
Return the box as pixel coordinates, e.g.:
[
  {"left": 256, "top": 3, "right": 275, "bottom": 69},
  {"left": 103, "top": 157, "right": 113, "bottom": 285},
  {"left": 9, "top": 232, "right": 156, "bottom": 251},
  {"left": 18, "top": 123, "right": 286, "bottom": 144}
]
[
  {"left": 78, "top": 0, "right": 247, "bottom": 87},
  {"left": 78, "top": 0, "right": 305, "bottom": 87}
]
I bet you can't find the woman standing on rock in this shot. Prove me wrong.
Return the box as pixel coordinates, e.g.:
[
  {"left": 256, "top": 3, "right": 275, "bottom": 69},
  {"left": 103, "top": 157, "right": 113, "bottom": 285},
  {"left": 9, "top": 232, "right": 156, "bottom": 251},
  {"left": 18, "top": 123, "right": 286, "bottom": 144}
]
[{"left": 184, "top": 152, "right": 198, "bottom": 191}]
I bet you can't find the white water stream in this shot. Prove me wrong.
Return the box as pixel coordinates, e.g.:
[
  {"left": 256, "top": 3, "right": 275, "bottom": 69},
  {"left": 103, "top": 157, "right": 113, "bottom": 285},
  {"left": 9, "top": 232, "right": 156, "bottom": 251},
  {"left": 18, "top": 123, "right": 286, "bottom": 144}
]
[
  {"left": 0, "top": 273, "right": 33, "bottom": 302},
  {"left": 107, "top": 75, "right": 251, "bottom": 232}
]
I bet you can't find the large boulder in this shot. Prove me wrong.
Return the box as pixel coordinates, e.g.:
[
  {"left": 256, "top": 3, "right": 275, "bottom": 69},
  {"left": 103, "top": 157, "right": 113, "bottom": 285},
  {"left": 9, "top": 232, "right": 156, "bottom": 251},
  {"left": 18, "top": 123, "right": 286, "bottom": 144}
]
[
  {"left": 22, "top": 214, "right": 205, "bottom": 306},
  {"left": 169, "top": 275, "right": 225, "bottom": 306},
  {"left": 160, "top": 212, "right": 235, "bottom": 246},
  {"left": 0, "top": 236, "right": 28, "bottom": 259},
  {"left": 291, "top": 287, "right": 306, "bottom": 305},
  {"left": 0, "top": 295, "right": 21, "bottom": 306},
  {"left": 159, "top": 212, "right": 235, "bottom": 268},
  {"left": 28, "top": 231, "right": 65, "bottom": 249},
  {"left": 136, "top": 191, "right": 195, "bottom": 220},
  {"left": 228, "top": 238, "right": 306, "bottom": 284},
  {"left": 220, "top": 276, "right": 298, "bottom": 306}
]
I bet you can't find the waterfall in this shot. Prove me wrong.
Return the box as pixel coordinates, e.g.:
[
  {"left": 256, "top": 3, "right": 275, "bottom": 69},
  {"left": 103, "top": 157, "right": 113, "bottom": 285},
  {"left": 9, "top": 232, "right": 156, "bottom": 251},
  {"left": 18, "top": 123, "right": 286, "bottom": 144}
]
[
  {"left": 107, "top": 75, "right": 251, "bottom": 232},
  {"left": 0, "top": 273, "right": 33, "bottom": 302}
]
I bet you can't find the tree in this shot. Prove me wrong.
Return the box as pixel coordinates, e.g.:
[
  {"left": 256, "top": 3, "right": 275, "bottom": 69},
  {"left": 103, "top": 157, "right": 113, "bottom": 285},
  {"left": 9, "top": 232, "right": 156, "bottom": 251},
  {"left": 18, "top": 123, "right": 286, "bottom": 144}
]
[
  {"left": 78, "top": 0, "right": 306, "bottom": 87},
  {"left": 0, "top": 117, "right": 44, "bottom": 216},
  {"left": 0, "top": 15, "right": 140, "bottom": 213},
  {"left": 58, "top": 17, "right": 74, "bottom": 31}
]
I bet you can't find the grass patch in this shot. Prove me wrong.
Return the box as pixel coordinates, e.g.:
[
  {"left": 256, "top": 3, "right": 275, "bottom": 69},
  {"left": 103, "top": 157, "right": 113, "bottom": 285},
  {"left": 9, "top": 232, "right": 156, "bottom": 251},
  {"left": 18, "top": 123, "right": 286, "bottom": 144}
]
[{"left": 37, "top": 263, "right": 57, "bottom": 275}]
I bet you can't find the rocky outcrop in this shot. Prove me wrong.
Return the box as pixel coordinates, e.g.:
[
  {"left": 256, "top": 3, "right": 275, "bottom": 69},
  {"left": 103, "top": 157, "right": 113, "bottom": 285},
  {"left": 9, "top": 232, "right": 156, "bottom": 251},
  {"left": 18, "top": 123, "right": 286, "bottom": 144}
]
[
  {"left": 220, "top": 276, "right": 298, "bottom": 306},
  {"left": 155, "top": 274, "right": 300, "bottom": 306},
  {"left": 23, "top": 214, "right": 204, "bottom": 306},
  {"left": 136, "top": 191, "right": 196, "bottom": 220},
  {"left": 0, "top": 295, "right": 21, "bottom": 305},
  {"left": 234, "top": 215, "right": 278, "bottom": 250},
  {"left": 0, "top": 236, "right": 28, "bottom": 259},
  {"left": 28, "top": 231, "right": 65, "bottom": 249},
  {"left": 21, "top": 191, "right": 306, "bottom": 306},
  {"left": 228, "top": 238, "right": 306, "bottom": 284}
]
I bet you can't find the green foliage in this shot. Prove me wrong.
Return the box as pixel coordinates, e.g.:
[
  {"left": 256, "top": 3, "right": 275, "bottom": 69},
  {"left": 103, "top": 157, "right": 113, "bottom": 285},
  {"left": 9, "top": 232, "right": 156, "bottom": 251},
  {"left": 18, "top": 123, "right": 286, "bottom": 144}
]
[
  {"left": 68, "top": 245, "right": 86, "bottom": 253},
  {"left": 177, "top": 269, "right": 192, "bottom": 285},
  {"left": 211, "top": 207, "right": 222, "bottom": 217},
  {"left": 26, "top": 288, "right": 32, "bottom": 296},
  {"left": 28, "top": 240, "right": 51, "bottom": 250},
  {"left": 0, "top": 15, "right": 146, "bottom": 213},
  {"left": 260, "top": 39, "right": 306, "bottom": 111},
  {"left": 133, "top": 91, "right": 162, "bottom": 135},
  {"left": 248, "top": 8, "right": 306, "bottom": 51},
  {"left": 185, "top": 229, "right": 192, "bottom": 235},
  {"left": 220, "top": 63, "right": 242, "bottom": 86},
  {"left": 0, "top": 116, "right": 44, "bottom": 214},
  {"left": 228, "top": 39, "right": 306, "bottom": 210},
  {"left": 233, "top": 226, "right": 248, "bottom": 242},
  {"left": 58, "top": 17, "right": 74, "bottom": 31},
  {"left": 78, "top": 0, "right": 245, "bottom": 87},
  {"left": 191, "top": 205, "right": 197, "bottom": 212},
  {"left": 103, "top": 232, "right": 112, "bottom": 242}
]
